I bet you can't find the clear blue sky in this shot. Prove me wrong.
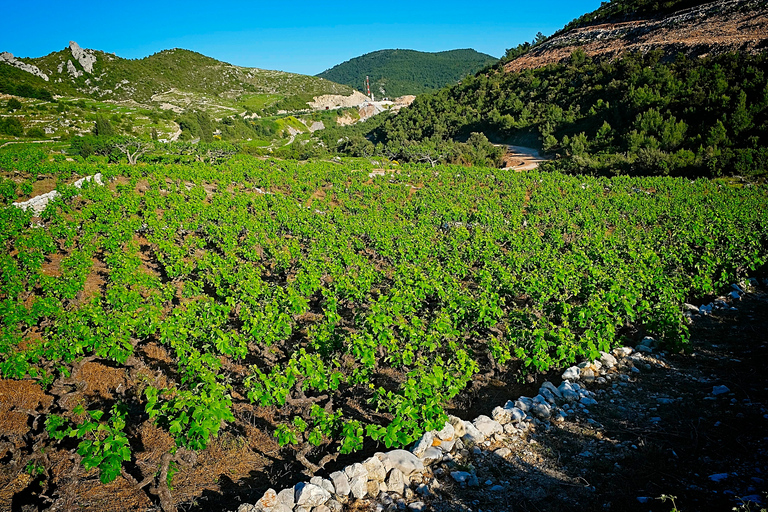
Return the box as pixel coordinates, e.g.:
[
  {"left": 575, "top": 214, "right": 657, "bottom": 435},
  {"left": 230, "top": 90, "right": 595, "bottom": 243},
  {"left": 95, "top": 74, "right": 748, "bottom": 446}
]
[{"left": 3, "top": 1, "right": 603, "bottom": 75}]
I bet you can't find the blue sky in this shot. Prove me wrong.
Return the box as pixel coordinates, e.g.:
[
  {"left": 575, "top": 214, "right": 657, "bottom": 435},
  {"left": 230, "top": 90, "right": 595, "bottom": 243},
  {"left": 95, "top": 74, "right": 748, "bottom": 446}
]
[{"left": 4, "top": 1, "right": 603, "bottom": 75}]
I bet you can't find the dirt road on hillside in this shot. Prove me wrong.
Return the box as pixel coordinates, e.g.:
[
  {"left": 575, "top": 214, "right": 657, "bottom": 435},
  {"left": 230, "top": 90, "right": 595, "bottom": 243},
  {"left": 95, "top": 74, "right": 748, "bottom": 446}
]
[{"left": 500, "top": 145, "right": 549, "bottom": 171}]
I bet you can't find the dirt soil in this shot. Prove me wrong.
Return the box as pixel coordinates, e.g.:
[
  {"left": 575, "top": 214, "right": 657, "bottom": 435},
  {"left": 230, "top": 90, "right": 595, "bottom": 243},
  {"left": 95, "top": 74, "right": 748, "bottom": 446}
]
[{"left": 506, "top": 0, "right": 768, "bottom": 73}]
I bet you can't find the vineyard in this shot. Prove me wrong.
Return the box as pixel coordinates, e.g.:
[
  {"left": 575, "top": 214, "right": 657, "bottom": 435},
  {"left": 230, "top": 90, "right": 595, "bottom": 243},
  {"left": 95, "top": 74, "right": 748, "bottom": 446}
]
[{"left": 1, "top": 145, "right": 767, "bottom": 510}]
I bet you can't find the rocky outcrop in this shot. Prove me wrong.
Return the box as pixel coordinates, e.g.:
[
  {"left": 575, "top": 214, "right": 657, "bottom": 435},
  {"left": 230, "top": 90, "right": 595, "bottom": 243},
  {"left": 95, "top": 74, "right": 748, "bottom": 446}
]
[
  {"left": 69, "top": 41, "right": 96, "bottom": 74},
  {"left": 505, "top": 0, "right": 768, "bottom": 73},
  {"left": 66, "top": 60, "right": 82, "bottom": 78},
  {"left": 0, "top": 52, "right": 49, "bottom": 81}
]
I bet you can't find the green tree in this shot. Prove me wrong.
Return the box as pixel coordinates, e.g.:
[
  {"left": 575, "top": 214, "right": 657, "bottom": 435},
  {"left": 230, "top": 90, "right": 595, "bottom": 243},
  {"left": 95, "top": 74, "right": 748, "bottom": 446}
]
[
  {"left": 93, "top": 115, "right": 116, "bottom": 137},
  {"left": 6, "top": 98, "right": 22, "bottom": 111}
]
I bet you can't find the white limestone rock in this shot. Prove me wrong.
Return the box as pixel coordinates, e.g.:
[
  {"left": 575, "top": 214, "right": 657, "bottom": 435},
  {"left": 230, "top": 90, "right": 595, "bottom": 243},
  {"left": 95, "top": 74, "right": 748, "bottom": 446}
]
[
  {"left": 599, "top": 351, "right": 618, "bottom": 368},
  {"left": 473, "top": 415, "right": 503, "bottom": 437},
  {"left": 562, "top": 366, "right": 580, "bottom": 381},
  {"left": 386, "top": 449, "right": 424, "bottom": 476},
  {"left": 491, "top": 406, "right": 512, "bottom": 424},
  {"left": 363, "top": 455, "right": 387, "bottom": 482},
  {"left": 540, "top": 381, "right": 562, "bottom": 399},
  {"left": 461, "top": 421, "right": 486, "bottom": 445},
  {"left": 0, "top": 51, "right": 49, "bottom": 81},
  {"left": 295, "top": 483, "right": 331, "bottom": 508},
  {"left": 69, "top": 41, "right": 96, "bottom": 73},
  {"left": 386, "top": 468, "right": 406, "bottom": 496},
  {"left": 329, "top": 471, "right": 350, "bottom": 497},
  {"left": 410, "top": 432, "right": 434, "bottom": 458}
]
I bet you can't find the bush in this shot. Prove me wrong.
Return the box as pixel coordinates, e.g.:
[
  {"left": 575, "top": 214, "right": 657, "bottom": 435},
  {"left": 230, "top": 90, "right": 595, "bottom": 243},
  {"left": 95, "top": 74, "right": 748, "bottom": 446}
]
[
  {"left": 0, "top": 117, "right": 24, "bottom": 137},
  {"left": 25, "top": 127, "right": 46, "bottom": 139}
]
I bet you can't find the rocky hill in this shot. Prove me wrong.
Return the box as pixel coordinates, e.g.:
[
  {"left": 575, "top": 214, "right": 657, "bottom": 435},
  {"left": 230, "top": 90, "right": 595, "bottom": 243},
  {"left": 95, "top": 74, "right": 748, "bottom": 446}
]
[
  {"left": 318, "top": 49, "right": 497, "bottom": 98},
  {"left": 1, "top": 41, "right": 356, "bottom": 113},
  {"left": 505, "top": 0, "right": 768, "bottom": 72}
]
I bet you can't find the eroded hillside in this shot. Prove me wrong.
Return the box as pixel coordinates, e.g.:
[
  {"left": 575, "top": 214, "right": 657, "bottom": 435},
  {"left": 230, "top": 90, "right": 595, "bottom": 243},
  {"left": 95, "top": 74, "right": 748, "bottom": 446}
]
[{"left": 505, "top": 0, "right": 768, "bottom": 72}]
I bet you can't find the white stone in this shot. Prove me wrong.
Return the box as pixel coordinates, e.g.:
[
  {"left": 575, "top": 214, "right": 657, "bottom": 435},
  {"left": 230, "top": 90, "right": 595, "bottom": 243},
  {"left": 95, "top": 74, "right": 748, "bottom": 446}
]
[
  {"left": 310, "top": 476, "right": 335, "bottom": 496},
  {"left": 558, "top": 381, "right": 580, "bottom": 402},
  {"left": 256, "top": 488, "right": 278, "bottom": 508},
  {"left": 363, "top": 455, "right": 387, "bottom": 482},
  {"left": 562, "top": 366, "right": 580, "bottom": 380},
  {"left": 410, "top": 432, "right": 434, "bottom": 458},
  {"left": 434, "top": 421, "right": 455, "bottom": 441},
  {"left": 386, "top": 449, "right": 424, "bottom": 476},
  {"left": 386, "top": 468, "right": 406, "bottom": 496},
  {"left": 530, "top": 401, "right": 551, "bottom": 420},
  {"left": 599, "top": 351, "right": 618, "bottom": 368},
  {"left": 448, "top": 415, "right": 465, "bottom": 437},
  {"left": 494, "top": 447, "right": 511, "bottom": 458},
  {"left": 474, "top": 415, "right": 503, "bottom": 437},
  {"left": 278, "top": 488, "right": 295, "bottom": 507},
  {"left": 491, "top": 406, "right": 512, "bottom": 424},
  {"left": 349, "top": 475, "right": 367, "bottom": 500},
  {"left": 329, "top": 471, "right": 350, "bottom": 497},
  {"left": 540, "top": 381, "right": 562, "bottom": 399},
  {"left": 295, "top": 483, "right": 331, "bottom": 507},
  {"left": 421, "top": 446, "right": 443, "bottom": 465},
  {"left": 344, "top": 462, "right": 367, "bottom": 480},
  {"left": 509, "top": 407, "right": 526, "bottom": 422},
  {"left": 461, "top": 421, "right": 486, "bottom": 444},
  {"left": 375, "top": 452, "right": 393, "bottom": 473}
]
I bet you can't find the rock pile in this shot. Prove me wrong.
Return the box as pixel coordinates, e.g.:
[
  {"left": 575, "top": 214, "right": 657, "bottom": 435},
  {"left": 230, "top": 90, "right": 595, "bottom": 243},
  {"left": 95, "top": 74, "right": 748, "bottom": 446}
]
[{"left": 12, "top": 174, "right": 103, "bottom": 217}]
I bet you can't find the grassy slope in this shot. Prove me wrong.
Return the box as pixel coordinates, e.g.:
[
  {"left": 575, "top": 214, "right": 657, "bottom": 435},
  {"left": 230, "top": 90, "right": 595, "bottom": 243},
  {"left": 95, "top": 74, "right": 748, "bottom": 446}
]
[{"left": 317, "top": 48, "right": 497, "bottom": 98}]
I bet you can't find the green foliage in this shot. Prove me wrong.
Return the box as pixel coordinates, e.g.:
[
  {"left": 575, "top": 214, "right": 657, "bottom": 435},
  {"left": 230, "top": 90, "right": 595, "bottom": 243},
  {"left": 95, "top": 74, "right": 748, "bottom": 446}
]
[
  {"left": 318, "top": 49, "right": 497, "bottom": 98},
  {"left": 45, "top": 403, "right": 132, "bottom": 483},
  {"left": 0, "top": 117, "right": 24, "bottom": 137},
  {"left": 360, "top": 51, "right": 768, "bottom": 176},
  {"left": 2, "top": 155, "right": 766, "bottom": 467},
  {"left": 561, "top": 0, "right": 717, "bottom": 32},
  {"left": 92, "top": 115, "right": 116, "bottom": 137},
  {"left": 25, "top": 127, "right": 46, "bottom": 139},
  {"left": 6, "top": 98, "right": 22, "bottom": 111}
]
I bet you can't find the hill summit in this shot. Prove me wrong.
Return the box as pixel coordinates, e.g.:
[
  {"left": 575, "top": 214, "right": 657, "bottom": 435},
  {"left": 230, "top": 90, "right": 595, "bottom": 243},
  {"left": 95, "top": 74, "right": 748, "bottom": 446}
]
[{"left": 317, "top": 48, "right": 497, "bottom": 98}]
